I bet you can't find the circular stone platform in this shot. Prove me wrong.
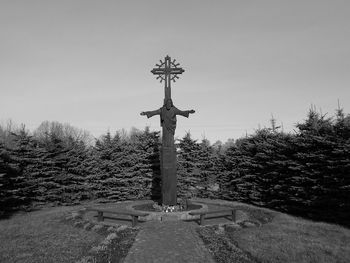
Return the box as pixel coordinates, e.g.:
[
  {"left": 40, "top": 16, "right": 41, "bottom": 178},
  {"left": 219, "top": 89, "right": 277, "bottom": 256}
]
[{"left": 126, "top": 200, "right": 208, "bottom": 222}]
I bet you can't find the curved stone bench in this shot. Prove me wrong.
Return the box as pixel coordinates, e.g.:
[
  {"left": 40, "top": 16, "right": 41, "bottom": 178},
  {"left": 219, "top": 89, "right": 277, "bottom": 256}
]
[
  {"left": 85, "top": 207, "right": 149, "bottom": 227},
  {"left": 189, "top": 208, "right": 236, "bottom": 225}
]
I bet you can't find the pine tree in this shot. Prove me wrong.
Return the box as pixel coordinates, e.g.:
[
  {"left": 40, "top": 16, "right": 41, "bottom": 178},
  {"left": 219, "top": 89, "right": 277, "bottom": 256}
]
[
  {"left": 87, "top": 131, "right": 121, "bottom": 200},
  {"left": 0, "top": 141, "right": 22, "bottom": 213},
  {"left": 332, "top": 109, "right": 350, "bottom": 222},
  {"left": 177, "top": 132, "right": 202, "bottom": 198},
  {"left": 293, "top": 109, "right": 336, "bottom": 216},
  {"left": 221, "top": 136, "right": 261, "bottom": 203},
  {"left": 196, "top": 139, "right": 219, "bottom": 198},
  {"left": 8, "top": 127, "right": 39, "bottom": 208},
  {"left": 130, "top": 127, "right": 160, "bottom": 200},
  {"left": 62, "top": 137, "right": 91, "bottom": 203}
]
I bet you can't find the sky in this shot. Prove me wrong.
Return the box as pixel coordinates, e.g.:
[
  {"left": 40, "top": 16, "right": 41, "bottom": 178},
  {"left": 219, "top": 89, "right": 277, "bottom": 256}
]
[{"left": 1, "top": 0, "right": 349, "bottom": 143}]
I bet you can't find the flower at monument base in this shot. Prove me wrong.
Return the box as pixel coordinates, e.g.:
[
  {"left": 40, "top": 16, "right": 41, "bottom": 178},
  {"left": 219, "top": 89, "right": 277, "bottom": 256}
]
[
  {"left": 163, "top": 204, "right": 182, "bottom": 213},
  {"left": 164, "top": 206, "right": 174, "bottom": 213},
  {"left": 152, "top": 201, "right": 186, "bottom": 213}
]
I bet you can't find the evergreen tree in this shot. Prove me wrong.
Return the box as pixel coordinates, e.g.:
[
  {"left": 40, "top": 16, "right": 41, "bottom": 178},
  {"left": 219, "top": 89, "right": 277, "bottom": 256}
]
[
  {"left": 130, "top": 128, "right": 160, "bottom": 200},
  {"left": 87, "top": 131, "right": 121, "bottom": 199},
  {"left": 87, "top": 128, "right": 160, "bottom": 201},
  {"left": 177, "top": 132, "right": 202, "bottom": 198},
  {"left": 8, "top": 127, "right": 38, "bottom": 208},
  {"left": 196, "top": 139, "right": 219, "bottom": 198},
  {"left": 36, "top": 133, "right": 70, "bottom": 203},
  {"left": 0, "top": 141, "right": 22, "bottom": 213},
  {"left": 221, "top": 136, "right": 261, "bottom": 203},
  {"left": 62, "top": 137, "right": 91, "bottom": 203},
  {"left": 292, "top": 108, "right": 350, "bottom": 223}
]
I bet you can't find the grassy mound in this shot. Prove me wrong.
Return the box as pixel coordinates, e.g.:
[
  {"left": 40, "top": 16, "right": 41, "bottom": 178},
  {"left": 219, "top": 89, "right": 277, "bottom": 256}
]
[
  {"left": 197, "top": 203, "right": 350, "bottom": 263},
  {"left": 0, "top": 205, "right": 104, "bottom": 263},
  {"left": 2, "top": 200, "right": 350, "bottom": 263},
  {"left": 0, "top": 204, "right": 138, "bottom": 263}
]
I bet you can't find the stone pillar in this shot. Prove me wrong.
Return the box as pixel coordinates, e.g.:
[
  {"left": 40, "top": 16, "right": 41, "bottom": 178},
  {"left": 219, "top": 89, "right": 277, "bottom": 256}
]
[{"left": 161, "top": 128, "right": 177, "bottom": 205}]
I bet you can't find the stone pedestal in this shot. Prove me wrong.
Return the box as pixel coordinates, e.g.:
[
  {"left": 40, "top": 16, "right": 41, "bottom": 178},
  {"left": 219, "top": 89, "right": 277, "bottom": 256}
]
[{"left": 161, "top": 146, "right": 177, "bottom": 205}]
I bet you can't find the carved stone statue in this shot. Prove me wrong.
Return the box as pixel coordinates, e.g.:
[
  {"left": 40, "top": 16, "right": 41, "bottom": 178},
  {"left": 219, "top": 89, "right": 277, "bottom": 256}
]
[
  {"left": 141, "top": 99, "right": 195, "bottom": 147},
  {"left": 141, "top": 98, "right": 195, "bottom": 205}
]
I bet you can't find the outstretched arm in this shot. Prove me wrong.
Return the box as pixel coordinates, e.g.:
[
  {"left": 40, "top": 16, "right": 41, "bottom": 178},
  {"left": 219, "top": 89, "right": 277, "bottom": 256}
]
[
  {"left": 140, "top": 109, "right": 161, "bottom": 118},
  {"left": 175, "top": 108, "right": 195, "bottom": 118}
]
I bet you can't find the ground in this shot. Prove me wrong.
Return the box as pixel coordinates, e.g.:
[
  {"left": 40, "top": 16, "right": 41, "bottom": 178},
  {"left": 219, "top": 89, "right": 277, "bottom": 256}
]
[
  {"left": 0, "top": 205, "right": 103, "bottom": 263},
  {"left": 1, "top": 199, "right": 350, "bottom": 263}
]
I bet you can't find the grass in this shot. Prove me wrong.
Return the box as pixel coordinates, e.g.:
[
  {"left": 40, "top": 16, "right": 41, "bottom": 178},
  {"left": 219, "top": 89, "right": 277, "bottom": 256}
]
[
  {"left": 0, "top": 203, "right": 140, "bottom": 263},
  {"left": 0, "top": 205, "right": 105, "bottom": 263},
  {"left": 84, "top": 228, "right": 138, "bottom": 263},
  {"left": 2, "top": 200, "right": 350, "bottom": 263},
  {"left": 197, "top": 204, "right": 350, "bottom": 263}
]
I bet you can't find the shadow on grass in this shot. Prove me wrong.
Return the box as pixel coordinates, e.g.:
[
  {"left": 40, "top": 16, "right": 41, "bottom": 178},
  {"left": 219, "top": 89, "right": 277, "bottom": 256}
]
[
  {"left": 94, "top": 215, "right": 135, "bottom": 227},
  {"left": 252, "top": 203, "right": 350, "bottom": 229},
  {"left": 287, "top": 209, "right": 350, "bottom": 229},
  {"left": 185, "top": 215, "right": 237, "bottom": 226},
  {"left": 0, "top": 206, "right": 42, "bottom": 220}
]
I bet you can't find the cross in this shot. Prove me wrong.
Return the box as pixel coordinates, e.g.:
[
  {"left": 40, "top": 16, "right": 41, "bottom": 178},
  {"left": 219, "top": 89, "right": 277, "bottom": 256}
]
[
  {"left": 142, "top": 55, "right": 194, "bottom": 206},
  {"left": 151, "top": 55, "right": 185, "bottom": 101}
]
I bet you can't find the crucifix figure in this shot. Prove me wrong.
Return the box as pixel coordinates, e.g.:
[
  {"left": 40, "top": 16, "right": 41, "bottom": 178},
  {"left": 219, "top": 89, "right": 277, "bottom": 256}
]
[{"left": 140, "top": 55, "right": 195, "bottom": 205}]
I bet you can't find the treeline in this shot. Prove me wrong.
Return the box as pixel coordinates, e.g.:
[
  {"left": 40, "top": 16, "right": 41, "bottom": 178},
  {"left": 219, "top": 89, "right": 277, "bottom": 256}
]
[
  {"left": 0, "top": 122, "right": 161, "bottom": 211},
  {"left": 1, "top": 108, "right": 350, "bottom": 226},
  {"left": 220, "top": 108, "right": 350, "bottom": 226}
]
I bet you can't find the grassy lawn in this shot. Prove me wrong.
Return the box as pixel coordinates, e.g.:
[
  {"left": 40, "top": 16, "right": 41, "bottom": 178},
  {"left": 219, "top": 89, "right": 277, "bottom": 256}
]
[
  {"left": 0, "top": 205, "right": 104, "bottom": 263},
  {"left": 198, "top": 205, "right": 350, "bottom": 263},
  {"left": 2, "top": 200, "right": 350, "bottom": 263}
]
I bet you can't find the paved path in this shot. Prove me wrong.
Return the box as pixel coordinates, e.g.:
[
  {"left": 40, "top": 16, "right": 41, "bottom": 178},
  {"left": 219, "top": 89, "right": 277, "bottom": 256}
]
[{"left": 123, "top": 221, "right": 215, "bottom": 263}]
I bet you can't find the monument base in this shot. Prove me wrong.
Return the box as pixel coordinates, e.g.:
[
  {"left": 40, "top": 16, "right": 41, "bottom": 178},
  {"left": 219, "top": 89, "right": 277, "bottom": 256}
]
[{"left": 127, "top": 199, "right": 208, "bottom": 222}]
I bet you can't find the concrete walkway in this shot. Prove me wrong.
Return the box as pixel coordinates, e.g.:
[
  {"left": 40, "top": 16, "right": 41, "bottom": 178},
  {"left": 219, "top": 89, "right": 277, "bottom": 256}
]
[{"left": 123, "top": 221, "right": 215, "bottom": 263}]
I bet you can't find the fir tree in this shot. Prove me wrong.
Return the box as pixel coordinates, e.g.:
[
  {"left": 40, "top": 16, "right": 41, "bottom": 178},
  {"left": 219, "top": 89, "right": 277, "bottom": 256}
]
[
  {"left": 177, "top": 132, "right": 202, "bottom": 198},
  {"left": 130, "top": 127, "right": 160, "bottom": 200},
  {"left": 0, "top": 142, "right": 22, "bottom": 212},
  {"left": 87, "top": 131, "right": 121, "bottom": 200},
  {"left": 62, "top": 137, "right": 91, "bottom": 203},
  {"left": 8, "top": 127, "right": 38, "bottom": 208},
  {"left": 196, "top": 139, "right": 219, "bottom": 198}
]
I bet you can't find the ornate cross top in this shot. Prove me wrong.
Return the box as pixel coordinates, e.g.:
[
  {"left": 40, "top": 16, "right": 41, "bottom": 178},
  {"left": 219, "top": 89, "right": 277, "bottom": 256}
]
[{"left": 151, "top": 55, "right": 185, "bottom": 100}]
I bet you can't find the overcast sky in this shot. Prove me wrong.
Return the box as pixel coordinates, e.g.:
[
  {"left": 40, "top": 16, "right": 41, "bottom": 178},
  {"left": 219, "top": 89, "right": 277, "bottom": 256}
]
[{"left": 1, "top": 0, "right": 349, "bottom": 143}]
